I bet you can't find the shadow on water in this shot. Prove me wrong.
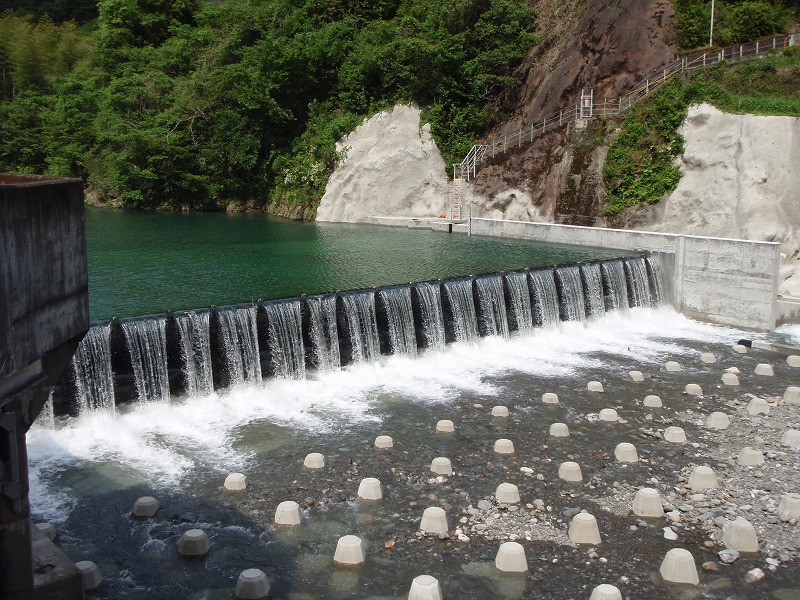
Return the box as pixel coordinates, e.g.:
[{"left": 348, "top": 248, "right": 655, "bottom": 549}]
[{"left": 36, "top": 458, "right": 301, "bottom": 599}]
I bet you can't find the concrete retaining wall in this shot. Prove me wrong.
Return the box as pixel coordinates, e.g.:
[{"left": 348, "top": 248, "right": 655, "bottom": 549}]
[
  {"left": 370, "top": 216, "right": 781, "bottom": 331},
  {"left": 0, "top": 174, "right": 88, "bottom": 381}
]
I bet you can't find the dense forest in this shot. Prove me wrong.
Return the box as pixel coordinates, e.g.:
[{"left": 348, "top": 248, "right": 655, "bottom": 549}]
[
  {"left": 0, "top": 0, "right": 795, "bottom": 214},
  {"left": 0, "top": 0, "right": 538, "bottom": 213}
]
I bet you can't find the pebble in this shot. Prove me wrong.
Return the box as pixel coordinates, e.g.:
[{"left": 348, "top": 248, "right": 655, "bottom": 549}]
[
  {"left": 719, "top": 549, "right": 739, "bottom": 564},
  {"left": 663, "top": 527, "right": 678, "bottom": 541},
  {"left": 745, "top": 568, "right": 765, "bottom": 583}
]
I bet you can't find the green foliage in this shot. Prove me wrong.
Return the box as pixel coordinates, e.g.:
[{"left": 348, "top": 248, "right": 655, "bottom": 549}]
[
  {"left": 603, "top": 51, "right": 800, "bottom": 217},
  {"left": 0, "top": 1, "right": 98, "bottom": 23},
  {"left": 673, "top": 0, "right": 792, "bottom": 50},
  {"left": 0, "top": 12, "right": 88, "bottom": 97},
  {"left": 0, "top": 0, "right": 537, "bottom": 212}
]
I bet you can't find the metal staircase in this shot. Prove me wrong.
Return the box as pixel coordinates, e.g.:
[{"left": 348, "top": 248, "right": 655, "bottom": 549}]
[{"left": 451, "top": 32, "right": 798, "bottom": 185}]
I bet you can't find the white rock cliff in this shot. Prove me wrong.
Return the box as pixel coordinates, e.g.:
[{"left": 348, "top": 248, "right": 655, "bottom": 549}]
[
  {"left": 643, "top": 103, "right": 800, "bottom": 296},
  {"left": 316, "top": 105, "right": 450, "bottom": 223},
  {"left": 317, "top": 101, "right": 800, "bottom": 295}
]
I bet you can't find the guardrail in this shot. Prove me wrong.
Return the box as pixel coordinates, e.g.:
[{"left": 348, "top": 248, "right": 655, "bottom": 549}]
[{"left": 454, "top": 32, "right": 798, "bottom": 181}]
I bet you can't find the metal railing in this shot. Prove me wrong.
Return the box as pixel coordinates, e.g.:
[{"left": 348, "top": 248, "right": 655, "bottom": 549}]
[{"left": 454, "top": 32, "right": 798, "bottom": 181}]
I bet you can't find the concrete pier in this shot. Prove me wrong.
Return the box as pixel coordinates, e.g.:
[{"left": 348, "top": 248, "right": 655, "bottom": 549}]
[{"left": 0, "top": 174, "right": 88, "bottom": 600}]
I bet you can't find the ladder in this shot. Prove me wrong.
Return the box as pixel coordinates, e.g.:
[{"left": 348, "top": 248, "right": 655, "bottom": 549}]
[{"left": 450, "top": 178, "right": 463, "bottom": 221}]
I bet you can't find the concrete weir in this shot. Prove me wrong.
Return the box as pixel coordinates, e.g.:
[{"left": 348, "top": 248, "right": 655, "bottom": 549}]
[{"left": 369, "top": 217, "right": 782, "bottom": 331}]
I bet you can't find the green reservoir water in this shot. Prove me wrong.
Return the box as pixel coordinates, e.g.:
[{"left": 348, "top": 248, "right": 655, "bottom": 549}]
[{"left": 86, "top": 208, "right": 630, "bottom": 320}]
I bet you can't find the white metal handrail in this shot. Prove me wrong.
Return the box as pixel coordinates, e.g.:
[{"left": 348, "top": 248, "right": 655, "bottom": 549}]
[{"left": 453, "top": 32, "right": 798, "bottom": 181}]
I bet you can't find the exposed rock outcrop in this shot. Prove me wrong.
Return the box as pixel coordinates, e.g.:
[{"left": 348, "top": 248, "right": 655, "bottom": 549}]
[
  {"left": 468, "top": 0, "right": 676, "bottom": 217},
  {"left": 316, "top": 105, "right": 449, "bottom": 223},
  {"left": 626, "top": 103, "right": 800, "bottom": 296}
]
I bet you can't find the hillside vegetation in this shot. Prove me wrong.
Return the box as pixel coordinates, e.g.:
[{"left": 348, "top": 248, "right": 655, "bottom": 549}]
[
  {"left": 0, "top": 0, "right": 537, "bottom": 213},
  {"left": 673, "top": 0, "right": 796, "bottom": 49},
  {"left": 603, "top": 47, "right": 800, "bottom": 218}
]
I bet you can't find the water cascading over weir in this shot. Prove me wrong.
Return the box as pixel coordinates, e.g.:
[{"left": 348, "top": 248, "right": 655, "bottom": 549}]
[{"left": 52, "top": 255, "right": 665, "bottom": 415}]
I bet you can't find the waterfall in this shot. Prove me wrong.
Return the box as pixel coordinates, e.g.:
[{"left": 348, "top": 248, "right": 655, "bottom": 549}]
[
  {"left": 306, "top": 294, "right": 340, "bottom": 370},
  {"left": 580, "top": 263, "right": 605, "bottom": 320},
  {"left": 175, "top": 311, "right": 214, "bottom": 397},
  {"left": 122, "top": 318, "right": 170, "bottom": 403},
  {"left": 265, "top": 300, "right": 306, "bottom": 379},
  {"left": 555, "top": 265, "right": 586, "bottom": 322},
  {"left": 505, "top": 272, "right": 534, "bottom": 334},
  {"left": 475, "top": 276, "right": 509, "bottom": 337},
  {"left": 624, "top": 257, "right": 653, "bottom": 308},
  {"left": 341, "top": 291, "right": 380, "bottom": 363},
  {"left": 443, "top": 279, "right": 479, "bottom": 343},
  {"left": 35, "top": 391, "right": 55, "bottom": 428},
  {"left": 414, "top": 282, "right": 446, "bottom": 350},
  {"left": 55, "top": 254, "right": 669, "bottom": 416},
  {"left": 601, "top": 260, "right": 629, "bottom": 312},
  {"left": 72, "top": 324, "right": 115, "bottom": 412},
  {"left": 218, "top": 306, "right": 262, "bottom": 385},
  {"left": 529, "top": 269, "right": 560, "bottom": 328},
  {"left": 379, "top": 287, "right": 418, "bottom": 357},
  {"left": 646, "top": 255, "right": 666, "bottom": 305}
]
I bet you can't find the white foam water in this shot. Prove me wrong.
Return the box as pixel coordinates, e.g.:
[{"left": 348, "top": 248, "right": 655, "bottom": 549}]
[{"left": 26, "top": 307, "right": 739, "bottom": 523}]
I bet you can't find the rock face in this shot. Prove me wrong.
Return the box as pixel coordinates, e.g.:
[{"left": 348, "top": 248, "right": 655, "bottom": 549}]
[
  {"left": 315, "top": 105, "right": 450, "bottom": 223},
  {"left": 467, "top": 0, "right": 676, "bottom": 220},
  {"left": 636, "top": 103, "right": 800, "bottom": 296}
]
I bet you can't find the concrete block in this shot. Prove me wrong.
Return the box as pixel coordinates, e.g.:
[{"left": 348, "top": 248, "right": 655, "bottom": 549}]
[
  {"left": 589, "top": 584, "right": 622, "bottom": 600},
  {"left": 659, "top": 548, "right": 699, "bottom": 585},
  {"left": 633, "top": 488, "right": 664, "bottom": 518},
  {"left": 494, "top": 439, "right": 515, "bottom": 454},
  {"left": 74, "top": 561, "right": 102, "bottom": 591},
  {"left": 664, "top": 426, "right": 686, "bottom": 443},
  {"left": 235, "top": 569, "right": 270, "bottom": 599},
  {"left": 568, "top": 513, "right": 601, "bottom": 544},
  {"left": 643, "top": 395, "right": 662, "bottom": 407},
  {"left": 721, "top": 372, "right": 739, "bottom": 386},
  {"left": 495, "top": 483, "right": 520, "bottom": 504},
  {"left": 722, "top": 517, "right": 759, "bottom": 552},
  {"left": 706, "top": 412, "right": 730, "bottom": 430},
  {"left": 737, "top": 447, "right": 764, "bottom": 467},
  {"left": 420, "top": 507, "right": 448, "bottom": 535},
  {"left": 542, "top": 392, "right": 559, "bottom": 404},
  {"left": 688, "top": 466, "right": 717, "bottom": 491},
  {"left": 778, "top": 493, "right": 800, "bottom": 520},
  {"left": 614, "top": 442, "right": 638, "bottom": 462},
  {"left": 558, "top": 461, "right": 583, "bottom": 482},
  {"left": 333, "top": 535, "right": 366, "bottom": 567},
  {"left": 430, "top": 457, "right": 452, "bottom": 476},
  {"left": 178, "top": 529, "right": 211, "bottom": 556},
  {"left": 783, "top": 386, "right": 800, "bottom": 405},
  {"left": 495, "top": 541, "right": 528, "bottom": 573},
  {"left": 781, "top": 429, "right": 800, "bottom": 448},
  {"left": 754, "top": 363, "right": 774, "bottom": 376},
  {"left": 408, "top": 575, "right": 442, "bottom": 600},
  {"left": 747, "top": 398, "right": 769, "bottom": 416}
]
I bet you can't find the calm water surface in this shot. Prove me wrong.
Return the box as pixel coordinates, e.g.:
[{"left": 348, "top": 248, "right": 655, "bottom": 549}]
[{"left": 86, "top": 209, "right": 630, "bottom": 320}]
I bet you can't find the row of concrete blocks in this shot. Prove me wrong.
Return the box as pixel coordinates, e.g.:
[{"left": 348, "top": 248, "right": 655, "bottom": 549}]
[{"left": 63, "top": 479, "right": 800, "bottom": 595}]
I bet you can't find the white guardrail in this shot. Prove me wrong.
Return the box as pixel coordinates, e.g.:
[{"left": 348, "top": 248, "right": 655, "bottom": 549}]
[{"left": 454, "top": 33, "right": 798, "bottom": 181}]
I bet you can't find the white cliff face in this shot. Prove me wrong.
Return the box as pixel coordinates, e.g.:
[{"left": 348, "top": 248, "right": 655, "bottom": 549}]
[
  {"left": 316, "top": 105, "right": 451, "bottom": 223},
  {"left": 316, "top": 103, "right": 548, "bottom": 223},
  {"left": 646, "top": 103, "right": 800, "bottom": 296}
]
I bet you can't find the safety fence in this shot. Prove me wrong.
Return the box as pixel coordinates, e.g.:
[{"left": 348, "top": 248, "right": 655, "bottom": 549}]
[{"left": 454, "top": 33, "right": 798, "bottom": 181}]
